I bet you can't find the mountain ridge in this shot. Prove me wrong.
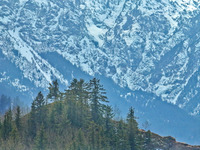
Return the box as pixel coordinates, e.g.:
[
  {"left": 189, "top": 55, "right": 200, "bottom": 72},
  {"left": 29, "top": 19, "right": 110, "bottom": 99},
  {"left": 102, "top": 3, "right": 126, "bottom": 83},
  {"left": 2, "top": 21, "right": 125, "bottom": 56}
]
[{"left": 1, "top": 0, "right": 200, "bottom": 144}]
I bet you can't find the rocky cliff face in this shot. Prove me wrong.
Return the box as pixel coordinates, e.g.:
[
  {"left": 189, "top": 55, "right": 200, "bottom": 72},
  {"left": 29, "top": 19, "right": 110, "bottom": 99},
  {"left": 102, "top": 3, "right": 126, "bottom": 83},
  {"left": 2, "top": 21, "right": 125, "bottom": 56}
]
[{"left": 1, "top": 0, "right": 200, "bottom": 145}]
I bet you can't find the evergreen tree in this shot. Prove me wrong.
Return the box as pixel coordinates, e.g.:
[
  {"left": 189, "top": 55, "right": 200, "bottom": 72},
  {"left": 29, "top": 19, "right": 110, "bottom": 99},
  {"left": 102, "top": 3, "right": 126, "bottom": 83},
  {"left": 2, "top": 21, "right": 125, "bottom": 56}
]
[
  {"left": 35, "top": 92, "right": 45, "bottom": 110},
  {"left": 64, "top": 89, "right": 77, "bottom": 126},
  {"left": 127, "top": 107, "right": 139, "bottom": 150},
  {"left": 88, "top": 122, "right": 103, "bottom": 150},
  {"left": 35, "top": 125, "right": 46, "bottom": 150},
  {"left": 116, "top": 119, "right": 130, "bottom": 150},
  {"left": 47, "top": 80, "right": 61, "bottom": 102},
  {"left": 69, "top": 79, "right": 89, "bottom": 105},
  {"left": 75, "top": 79, "right": 90, "bottom": 127},
  {"left": 65, "top": 79, "right": 90, "bottom": 127},
  {"left": 34, "top": 91, "right": 46, "bottom": 125},
  {"left": 0, "top": 120, "right": 2, "bottom": 138},
  {"left": 15, "top": 106, "right": 21, "bottom": 132},
  {"left": 28, "top": 100, "right": 37, "bottom": 139},
  {"left": 104, "top": 105, "right": 114, "bottom": 138},
  {"left": 75, "top": 129, "right": 87, "bottom": 150},
  {"left": 2, "top": 108, "right": 12, "bottom": 139},
  {"left": 49, "top": 101, "right": 66, "bottom": 131},
  {"left": 10, "top": 126, "right": 19, "bottom": 143},
  {"left": 89, "top": 78, "right": 108, "bottom": 125}
]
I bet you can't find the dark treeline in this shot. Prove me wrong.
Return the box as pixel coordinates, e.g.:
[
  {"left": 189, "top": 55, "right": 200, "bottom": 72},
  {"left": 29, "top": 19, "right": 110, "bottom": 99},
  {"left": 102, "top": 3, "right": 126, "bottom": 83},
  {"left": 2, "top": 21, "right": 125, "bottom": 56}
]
[{"left": 0, "top": 78, "right": 152, "bottom": 150}]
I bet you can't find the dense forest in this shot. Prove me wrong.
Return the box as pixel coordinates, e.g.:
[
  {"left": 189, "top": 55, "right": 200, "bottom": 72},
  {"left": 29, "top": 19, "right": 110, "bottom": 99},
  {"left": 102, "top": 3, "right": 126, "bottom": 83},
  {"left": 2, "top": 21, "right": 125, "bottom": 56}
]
[{"left": 0, "top": 78, "right": 197, "bottom": 150}]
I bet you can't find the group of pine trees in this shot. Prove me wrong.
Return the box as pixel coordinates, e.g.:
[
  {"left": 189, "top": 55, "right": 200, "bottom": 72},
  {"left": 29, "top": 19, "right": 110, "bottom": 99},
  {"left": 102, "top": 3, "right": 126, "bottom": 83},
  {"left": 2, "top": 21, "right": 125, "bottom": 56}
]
[{"left": 0, "top": 78, "right": 152, "bottom": 150}]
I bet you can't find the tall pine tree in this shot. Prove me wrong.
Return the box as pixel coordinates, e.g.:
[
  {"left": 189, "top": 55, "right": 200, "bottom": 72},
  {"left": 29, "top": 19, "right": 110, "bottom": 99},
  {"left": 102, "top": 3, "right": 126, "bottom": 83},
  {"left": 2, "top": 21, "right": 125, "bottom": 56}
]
[
  {"left": 127, "top": 107, "right": 140, "bottom": 150},
  {"left": 65, "top": 79, "right": 90, "bottom": 127},
  {"left": 2, "top": 108, "right": 12, "bottom": 140},
  {"left": 28, "top": 100, "right": 37, "bottom": 139},
  {"left": 47, "top": 80, "right": 61, "bottom": 102},
  {"left": 35, "top": 125, "right": 46, "bottom": 150},
  {"left": 15, "top": 106, "right": 21, "bottom": 132},
  {"left": 89, "top": 78, "right": 108, "bottom": 125},
  {"left": 34, "top": 91, "right": 46, "bottom": 126}
]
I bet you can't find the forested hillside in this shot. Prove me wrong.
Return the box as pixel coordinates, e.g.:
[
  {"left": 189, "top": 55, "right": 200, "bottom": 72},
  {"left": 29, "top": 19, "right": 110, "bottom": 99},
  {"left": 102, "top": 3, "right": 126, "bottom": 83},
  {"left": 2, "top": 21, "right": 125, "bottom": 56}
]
[{"left": 0, "top": 79, "right": 199, "bottom": 150}]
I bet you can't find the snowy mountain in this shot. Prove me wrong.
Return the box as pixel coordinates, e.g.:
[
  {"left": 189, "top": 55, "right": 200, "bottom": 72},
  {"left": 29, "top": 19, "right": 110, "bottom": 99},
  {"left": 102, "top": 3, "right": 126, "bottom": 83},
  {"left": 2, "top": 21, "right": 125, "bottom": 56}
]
[{"left": 1, "top": 0, "right": 200, "bottom": 145}]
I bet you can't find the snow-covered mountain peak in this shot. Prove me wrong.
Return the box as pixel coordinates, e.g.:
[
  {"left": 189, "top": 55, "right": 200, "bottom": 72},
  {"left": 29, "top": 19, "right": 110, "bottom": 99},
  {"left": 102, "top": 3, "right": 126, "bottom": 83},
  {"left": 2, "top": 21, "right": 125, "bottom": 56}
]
[
  {"left": 2, "top": 0, "right": 200, "bottom": 144},
  {"left": 1, "top": 0, "right": 200, "bottom": 116},
  {"left": 19, "top": 0, "right": 48, "bottom": 5}
]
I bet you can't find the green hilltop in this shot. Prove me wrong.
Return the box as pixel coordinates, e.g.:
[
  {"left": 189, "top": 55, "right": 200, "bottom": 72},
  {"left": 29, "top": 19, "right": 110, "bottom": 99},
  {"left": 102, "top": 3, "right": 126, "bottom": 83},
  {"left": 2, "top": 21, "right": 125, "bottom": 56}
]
[{"left": 0, "top": 78, "right": 199, "bottom": 150}]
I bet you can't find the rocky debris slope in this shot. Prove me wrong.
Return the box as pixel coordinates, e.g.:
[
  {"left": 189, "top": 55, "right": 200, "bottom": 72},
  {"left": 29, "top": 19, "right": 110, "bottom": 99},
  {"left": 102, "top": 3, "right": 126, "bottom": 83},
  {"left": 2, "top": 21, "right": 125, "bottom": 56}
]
[{"left": 141, "top": 130, "right": 200, "bottom": 150}]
